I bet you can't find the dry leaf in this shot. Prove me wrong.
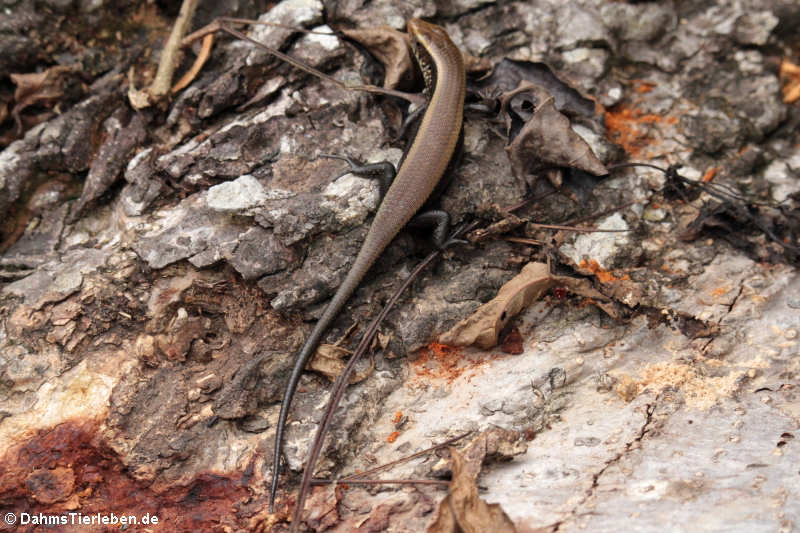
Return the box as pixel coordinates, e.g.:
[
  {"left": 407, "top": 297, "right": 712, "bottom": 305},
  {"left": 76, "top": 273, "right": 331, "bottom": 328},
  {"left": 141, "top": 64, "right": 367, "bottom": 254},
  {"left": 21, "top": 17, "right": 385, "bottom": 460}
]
[
  {"left": 439, "top": 262, "right": 615, "bottom": 349},
  {"left": 10, "top": 65, "right": 76, "bottom": 133},
  {"left": 503, "top": 81, "right": 607, "bottom": 186},
  {"left": 779, "top": 58, "right": 800, "bottom": 104},
  {"left": 308, "top": 344, "right": 373, "bottom": 384},
  {"left": 341, "top": 26, "right": 416, "bottom": 90},
  {"left": 439, "top": 263, "right": 553, "bottom": 349},
  {"left": 426, "top": 449, "right": 518, "bottom": 533}
]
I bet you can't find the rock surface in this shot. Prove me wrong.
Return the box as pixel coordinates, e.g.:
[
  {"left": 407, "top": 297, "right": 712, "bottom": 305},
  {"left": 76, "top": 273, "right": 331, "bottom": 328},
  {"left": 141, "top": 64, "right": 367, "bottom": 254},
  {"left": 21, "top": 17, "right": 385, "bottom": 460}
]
[{"left": 0, "top": 0, "right": 798, "bottom": 532}]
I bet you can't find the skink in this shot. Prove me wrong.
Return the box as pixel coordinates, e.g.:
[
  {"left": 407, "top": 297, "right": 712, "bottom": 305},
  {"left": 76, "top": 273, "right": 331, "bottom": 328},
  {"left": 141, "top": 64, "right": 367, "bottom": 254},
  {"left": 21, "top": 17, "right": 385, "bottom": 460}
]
[{"left": 270, "top": 18, "right": 466, "bottom": 513}]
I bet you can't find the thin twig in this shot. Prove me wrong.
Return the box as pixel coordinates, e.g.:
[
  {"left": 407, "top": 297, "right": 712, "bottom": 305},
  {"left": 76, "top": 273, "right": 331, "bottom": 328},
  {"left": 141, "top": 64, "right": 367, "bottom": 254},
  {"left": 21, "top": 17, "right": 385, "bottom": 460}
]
[
  {"left": 182, "top": 16, "right": 337, "bottom": 45},
  {"left": 338, "top": 430, "right": 472, "bottom": 482},
  {"left": 186, "top": 20, "right": 425, "bottom": 105},
  {"left": 310, "top": 478, "right": 449, "bottom": 486},
  {"left": 503, "top": 237, "right": 545, "bottom": 246},
  {"left": 527, "top": 222, "right": 630, "bottom": 233}
]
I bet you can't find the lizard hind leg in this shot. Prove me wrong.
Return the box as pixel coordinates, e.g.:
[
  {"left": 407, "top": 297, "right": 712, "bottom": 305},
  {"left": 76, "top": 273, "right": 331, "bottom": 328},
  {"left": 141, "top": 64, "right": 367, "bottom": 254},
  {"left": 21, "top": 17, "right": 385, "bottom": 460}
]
[{"left": 408, "top": 209, "right": 451, "bottom": 249}]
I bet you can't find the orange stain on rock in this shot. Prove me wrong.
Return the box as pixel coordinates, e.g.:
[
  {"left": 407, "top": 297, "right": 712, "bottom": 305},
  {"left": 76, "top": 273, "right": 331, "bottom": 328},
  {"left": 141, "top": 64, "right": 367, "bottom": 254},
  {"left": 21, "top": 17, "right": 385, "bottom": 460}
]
[
  {"left": 604, "top": 104, "right": 678, "bottom": 157},
  {"left": 702, "top": 166, "right": 719, "bottom": 183},
  {"left": 579, "top": 259, "right": 630, "bottom": 283}
]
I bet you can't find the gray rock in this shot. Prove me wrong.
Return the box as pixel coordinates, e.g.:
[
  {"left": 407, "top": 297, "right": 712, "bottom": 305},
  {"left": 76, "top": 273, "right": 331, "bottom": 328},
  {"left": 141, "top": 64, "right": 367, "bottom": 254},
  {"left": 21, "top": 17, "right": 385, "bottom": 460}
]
[
  {"left": 206, "top": 175, "right": 268, "bottom": 212},
  {"left": 733, "top": 10, "right": 778, "bottom": 45}
]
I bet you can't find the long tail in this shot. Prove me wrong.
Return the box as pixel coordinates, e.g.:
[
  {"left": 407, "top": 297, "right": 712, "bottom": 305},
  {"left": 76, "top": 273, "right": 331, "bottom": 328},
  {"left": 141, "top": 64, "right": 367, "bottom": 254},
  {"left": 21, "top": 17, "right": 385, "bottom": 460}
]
[{"left": 268, "top": 234, "right": 386, "bottom": 511}]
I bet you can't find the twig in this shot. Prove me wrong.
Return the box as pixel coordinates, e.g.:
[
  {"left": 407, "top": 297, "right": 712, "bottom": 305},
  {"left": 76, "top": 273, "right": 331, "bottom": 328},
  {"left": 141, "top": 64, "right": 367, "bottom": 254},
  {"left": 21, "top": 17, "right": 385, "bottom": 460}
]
[
  {"left": 310, "top": 478, "right": 449, "bottom": 486},
  {"left": 182, "top": 16, "right": 337, "bottom": 45},
  {"left": 503, "top": 237, "right": 545, "bottom": 246},
  {"left": 184, "top": 19, "right": 425, "bottom": 106},
  {"left": 338, "top": 430, "right": 472, "bottom": 482},
  {"left": 151, "top": 0, "right": 199, "bottom": 98},
  {"left": 527, "top": 222, "right": 630, "bottom": 233}
]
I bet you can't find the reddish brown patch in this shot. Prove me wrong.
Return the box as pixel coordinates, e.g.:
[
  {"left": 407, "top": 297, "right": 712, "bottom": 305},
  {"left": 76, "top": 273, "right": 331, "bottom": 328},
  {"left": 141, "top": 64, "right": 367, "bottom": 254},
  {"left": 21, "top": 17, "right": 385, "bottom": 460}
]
[
  {"left": 499, "top": 327, "right": 524, "bottom": 355},
  {"left": 392, "top": 411, "right": 403, "bottom": 425},
  {"left": 410, "top": 343, "right": 464, "bottom": 384},
  {"left": 410, "top": 343, "right": 505, "bottom": 386},
  {"left": 0, "top": 419, "right": 251, "bottom": 532},
  {"left": 578, "top": 259, "right": 631, "bottom": 283},
  {"left": 604, "top": 104, "right": 677, "bottom": 156},
  {"left": 522, "top": 427, "right": 538, "bottom": 441}
]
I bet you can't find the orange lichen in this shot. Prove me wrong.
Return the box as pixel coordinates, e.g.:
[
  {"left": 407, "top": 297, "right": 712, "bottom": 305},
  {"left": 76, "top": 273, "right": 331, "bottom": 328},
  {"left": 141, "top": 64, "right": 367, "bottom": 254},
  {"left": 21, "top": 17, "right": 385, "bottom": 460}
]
[
  {"left": 409, "top": 342, "right": 500, "bottom": 386},
  {"left": 579, "top": 259, "right": 630, "bottom": 283},
  {"left": 392, "top": 411, "right": 403, "bottom": 424},
  {"left": 711, "top": 285, "right": 731, "bottom": 297},
  {"left": 604, "top": 104, "right": 678, "bottom": 156},
  {"left": 387, "top": 431, "right": 400, "bottom": 443},
  {"left": 702, "top": 166, "right": 719, "bottom": 183}
]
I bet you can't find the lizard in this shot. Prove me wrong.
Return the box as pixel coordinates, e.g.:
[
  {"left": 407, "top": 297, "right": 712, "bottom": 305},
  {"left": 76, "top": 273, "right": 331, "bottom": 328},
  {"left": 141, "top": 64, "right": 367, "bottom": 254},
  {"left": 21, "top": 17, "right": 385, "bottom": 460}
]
[{"left": 269, "top": 18, "right": 467, "bottom": 515}]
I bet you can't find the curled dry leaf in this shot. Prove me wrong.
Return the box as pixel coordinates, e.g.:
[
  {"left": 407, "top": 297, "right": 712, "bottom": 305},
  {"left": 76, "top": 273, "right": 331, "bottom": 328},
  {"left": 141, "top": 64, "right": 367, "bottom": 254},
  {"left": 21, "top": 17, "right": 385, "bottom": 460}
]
[
  {"left": 341, "top": 26, "right": 416, "bottom": 90},
  {"left": 471, "top": 59, "right": 596, "bottom": 118},
  {"left": 503, "top": 81, "right": 607, "bottom": 186},
  {"left": 426, "top": 448, "right": 518, "bottom": 533},
  {"left": 439, "top": 262, "right": 615, "bottom": 349},
  {"left": 9, "top": 65, "right": 77, "bottom": 133}
]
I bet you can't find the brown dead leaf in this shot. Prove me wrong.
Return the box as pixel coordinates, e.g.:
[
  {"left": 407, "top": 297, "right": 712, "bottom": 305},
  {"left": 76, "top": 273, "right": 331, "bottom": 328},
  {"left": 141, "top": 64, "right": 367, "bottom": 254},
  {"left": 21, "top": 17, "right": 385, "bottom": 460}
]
[
  {"left": 780, "top": 58, "right": 800, "bottom": 104},
  {"left": 309, "top": 344, "right": 373, "bottom": 384},
  {"left": 503, "top": 81, "right": 607, "bottom": 187},
  {"left": 439, "top": 262, "right": 615, "bottom": 349},
  {"left": 10, "top": 65, "right": 76, "bottom": 133},
  {"left": 341, "top": 26, "right": 416, "bottom": 90},
  {"left": 426, "top": 448, "right": 518, "bottom": 533}
]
